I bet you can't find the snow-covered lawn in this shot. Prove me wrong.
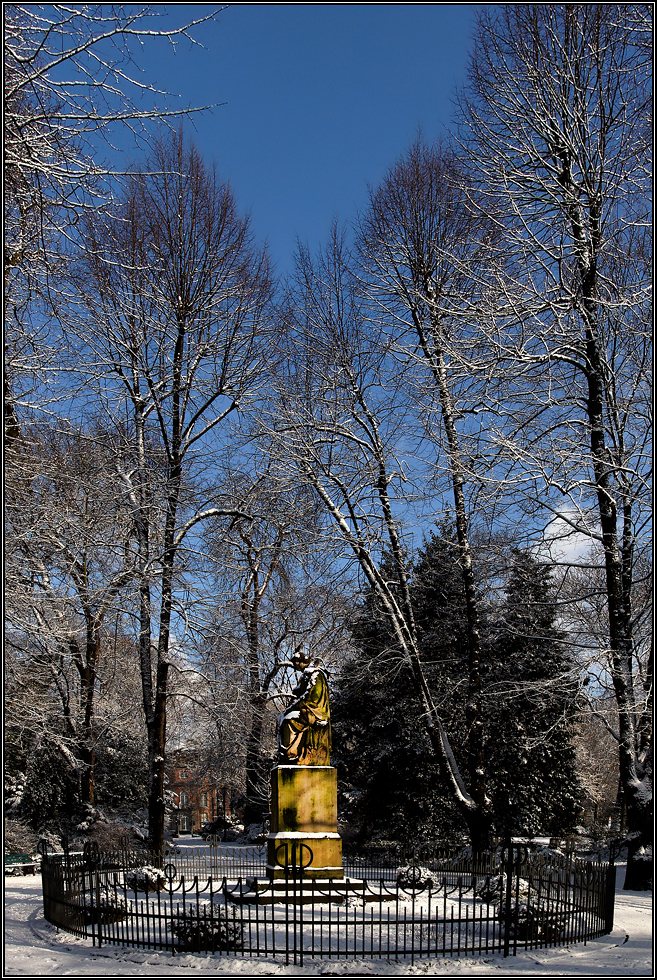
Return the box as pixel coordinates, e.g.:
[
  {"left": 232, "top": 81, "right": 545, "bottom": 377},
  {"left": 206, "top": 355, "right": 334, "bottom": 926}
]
[{"left": 4, "top": 864, "right": 652, "bottom": 976}]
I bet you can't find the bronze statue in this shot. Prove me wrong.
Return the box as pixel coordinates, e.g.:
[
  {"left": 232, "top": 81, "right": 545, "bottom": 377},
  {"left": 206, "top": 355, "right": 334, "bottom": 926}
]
[{"left": 277, "top": 652, "right": 331, "bottom": 766}]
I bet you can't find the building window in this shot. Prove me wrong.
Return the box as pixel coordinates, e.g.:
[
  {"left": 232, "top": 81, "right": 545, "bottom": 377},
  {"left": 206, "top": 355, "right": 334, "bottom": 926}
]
[
  {"left": 179, "top": 814, "right": 190, "bottom": 831},
  {"left": 200, "top": 792, "right": 208, "bottom": 808},
  {"left": 178, "top": 770, "right": 187, "bottom": 779},
  {"left": 179, "top": 790, "right": 189, "bottom": 806},
  {"left": 200, "top": 812, "right": 208, "bottom": 825}
]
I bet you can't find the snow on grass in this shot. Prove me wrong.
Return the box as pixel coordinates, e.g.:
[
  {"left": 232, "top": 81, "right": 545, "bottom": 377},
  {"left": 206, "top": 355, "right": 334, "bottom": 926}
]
[{"left": 4, "top": 864, "right": 652, "bottom": 976}]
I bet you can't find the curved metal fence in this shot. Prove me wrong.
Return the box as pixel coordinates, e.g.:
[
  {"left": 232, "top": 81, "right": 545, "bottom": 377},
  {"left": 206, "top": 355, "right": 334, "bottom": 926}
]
[{"left": 40, "top": 843, "right": 615, "bottom": 965}]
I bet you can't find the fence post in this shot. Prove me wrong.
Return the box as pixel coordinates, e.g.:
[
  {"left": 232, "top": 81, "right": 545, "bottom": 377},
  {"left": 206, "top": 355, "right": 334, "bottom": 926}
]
[
  {"left": 95, "top": 868, "right": 103, "bottom": 948},
  {"left": 274, "top": 840, "right": 312, "bottom": 968},
  {"left": 83, "top": 842, "right": 100, "bottom": 946},
  {"left": 37, "top": 842, "right": 50, "bottom": 926},
  {"left": 605, "top": 862, "right": 616, "bottom": 933},
  {"left": 502, "top": 843, "right": 514, "bottom": 958}
]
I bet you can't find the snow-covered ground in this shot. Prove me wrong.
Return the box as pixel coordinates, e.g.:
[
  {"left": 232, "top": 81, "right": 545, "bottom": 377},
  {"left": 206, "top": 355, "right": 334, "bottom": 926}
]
[{"left": 4, "top": 862, "right": 652, "bottom": 977}]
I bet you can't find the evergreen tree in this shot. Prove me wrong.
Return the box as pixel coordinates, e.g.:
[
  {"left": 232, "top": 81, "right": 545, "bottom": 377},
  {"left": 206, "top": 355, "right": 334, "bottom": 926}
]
[
  {"left": 412, "top": 529, "right": 475, "bottom": 808},
  {"left": 93, "top": 728, "right": 149, "bottom": 813},
  {"left": 334, "top": 535, "right": 583, "bottom": 845},
  {"left": 484, "top": 551, "right": 583, "bottom": 837},
  {"left": 18, "top": 731, "right": 80, "bottom": 829},
  {"left": 333, "top": 534, "right": 468, "bottom": 846}
]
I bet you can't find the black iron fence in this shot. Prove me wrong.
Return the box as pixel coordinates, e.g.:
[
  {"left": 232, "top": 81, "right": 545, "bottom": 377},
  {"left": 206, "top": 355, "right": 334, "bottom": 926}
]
[
  {"left": 154, "top": 842, "right": 504, "bottom": 883},
  {"left": 40, "top": 843, "right": 615, "bottom": 965}
]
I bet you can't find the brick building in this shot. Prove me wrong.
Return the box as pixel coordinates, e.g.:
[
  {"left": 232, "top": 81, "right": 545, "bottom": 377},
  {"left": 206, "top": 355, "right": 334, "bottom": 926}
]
[{"left": 167, "top": 752, "right": 232, "bottom": 836}]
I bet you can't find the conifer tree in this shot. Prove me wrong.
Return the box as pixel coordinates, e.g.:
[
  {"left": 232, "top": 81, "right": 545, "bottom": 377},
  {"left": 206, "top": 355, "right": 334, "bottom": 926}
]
[
  {"left": 334, "top": 537, "right": 583, "bottom": 844},
  {"left": 485, "top": 551, "right": 582, "bottom": 838},
  {"left": 333, "top": 534, "right": 470, "bottom": 845}
]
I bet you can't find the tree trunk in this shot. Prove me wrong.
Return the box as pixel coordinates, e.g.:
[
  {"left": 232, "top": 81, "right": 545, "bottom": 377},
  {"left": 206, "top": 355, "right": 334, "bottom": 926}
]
[
  {"left": 239, "top": 532, "right": 284, "bottom": 826},
  {"left": 423, "top": 713, "right": 492, "bottom": 853},
  {"left": 624, "top": 800, "right": 653, "bottom": 890},
  {"left": 79, "top": 744, "right": 95, "bottom": 807},
  {"left": 579, "top": 296, "right": 651, "bottom": 890},
  {"left": 308, "top": 457, "right": 493, "bottom": 853},
  {"left": 243, "top": 700, "right": 268, "bottom": 826},
  {"left": 147, "top": 659, "right": 169, "bottom": 856},
  {"left": 145, "top": 387, "right": 183, "bottom": 854},
  {"left": 413, "top": 291, "right": 490, "bottom": 846},
  {"left": 431, "top": 328, "right": 486, "bottom": 824},
  {"left": 4, "top": 366, "right": 20, "bottom": 445},
  {"left": 71, "top": 629, "right": 99, "bottom": 807}
]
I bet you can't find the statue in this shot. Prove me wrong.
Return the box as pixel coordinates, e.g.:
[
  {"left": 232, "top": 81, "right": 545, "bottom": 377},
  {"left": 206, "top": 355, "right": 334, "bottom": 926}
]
[
  {"left": 268, "top": 651, "right": 342, "bottom": 880},
  {"left": 277, "top": 652, "right": 331, "bottom": 766}
]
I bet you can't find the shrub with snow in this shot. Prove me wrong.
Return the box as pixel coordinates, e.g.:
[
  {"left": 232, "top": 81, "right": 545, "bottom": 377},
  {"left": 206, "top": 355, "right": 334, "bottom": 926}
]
[
  {"left": 396, "top": 865, "right": 434, "bottom": 890},
  {"left": 474, "top": 874, "right": 504, "bottom": 903},
  {"left": 170, "top": 904, "right": 243, "bottom": 953},
  {"left": 125, "top": 865, "right": 167, "bottom": 893},
  {"left": 81, "top": 893, "right": 128, "bottom": 925},
  {"left": 241, "top": 822, "right": 267, "bottom": 844}
]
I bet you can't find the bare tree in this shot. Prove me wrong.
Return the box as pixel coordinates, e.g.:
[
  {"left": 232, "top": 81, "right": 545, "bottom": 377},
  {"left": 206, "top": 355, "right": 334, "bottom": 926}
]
[
  {"left": 264, "top": 226, "right": 494, "bottom": 849},
  {"left": 557, "top": 554, "right": 652, "bottom": 831},
  {"left": 4, "top": 3, "right": 219, "bottom": 440},
  {"left": 457, "top": 4, "right": 652, "bottom": 887},
  {"left": 574, "top": 694, "right": 621, "bottom": 832},
  {"left": 357, "top": 137, "right": 503, "bottom": 846},
  {"left": 5, "top": 610, "right": 152, "bottom": 826},
  {"left": 205, "top": 480, "right": 353, "bottom": 824},
  {"left": 4, "top": 424, "right": 139, "bottom": 808},
  {"left": 67, "top": 131, "right": 272, "bottom": 852}
]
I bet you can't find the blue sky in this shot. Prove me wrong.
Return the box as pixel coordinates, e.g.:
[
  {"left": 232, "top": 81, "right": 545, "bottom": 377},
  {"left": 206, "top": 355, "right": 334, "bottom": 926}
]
[{"left": 126, "top": 4, "right": 479, "bottom": 277}]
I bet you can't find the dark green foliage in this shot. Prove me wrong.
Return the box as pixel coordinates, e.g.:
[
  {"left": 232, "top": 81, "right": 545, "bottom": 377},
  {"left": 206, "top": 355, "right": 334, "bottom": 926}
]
[
  {"left": 19, "top": 735, "right": 80, "bottom": 829},
  {"left": 411, "top": 529, "right": 474, "bottom": 791},
  {"left": 334, "top": 536, "right": 467, "bottom": 845},
  {"left": 3, "top": 819, "right": 40, "bottom": 855},
  {"left": 335, "top": 652, "right": 459, "bottom": 845},
  {"left": 484, "top": 551, "right": 583, "bottom": 836},
  {"left": 4, "top": 650, "right": 59, "bottom": 813},
  {"left": 334, "top": 534, "right": 582, "bottom": 845},
  {"left": 10, "top": 709, "right": 148, "bottom": 831},
  {"left": 93, "top": 728, "right": 149, "bottom": 811}
]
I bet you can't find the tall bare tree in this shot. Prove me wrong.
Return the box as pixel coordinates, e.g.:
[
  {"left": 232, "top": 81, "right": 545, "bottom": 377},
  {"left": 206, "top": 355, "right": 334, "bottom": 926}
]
[
  {"left": 4, "top": 3, "right": 218, "bottom": 441},
  {"left": 265, "top": 226, "right": 494, "bottom": 849},
  {"left": 357, "top": 138, "right": 501, "bottom": 844},
  {"left": 457, "top": 3, "right": 652, "bottom": 887},
  {"left": 68, "top": 131, "right": 272, "bottom": 852},
  {"left": 4, "top": 424, "right": 139, "bottom": 808},
  {"left": 205, "top": 478, "right": 352, "bottom": 824}
]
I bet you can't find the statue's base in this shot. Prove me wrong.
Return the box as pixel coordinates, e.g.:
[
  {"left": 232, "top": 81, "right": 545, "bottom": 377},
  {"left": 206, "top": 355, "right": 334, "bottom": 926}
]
[
  {"left": 266, "top": 833, "right": 343, "bottom": 880},
  {"left": 230, "top": 877, "right": 370, "bottom": 904},
  {"left": 267, "top": 765, "right": 343, "bottom": 880}
]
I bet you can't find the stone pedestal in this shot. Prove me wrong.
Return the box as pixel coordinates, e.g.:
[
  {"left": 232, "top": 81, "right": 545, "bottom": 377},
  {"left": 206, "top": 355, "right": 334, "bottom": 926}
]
[{"left": 266, "top": 765, "right": 343, "bottom": 879}]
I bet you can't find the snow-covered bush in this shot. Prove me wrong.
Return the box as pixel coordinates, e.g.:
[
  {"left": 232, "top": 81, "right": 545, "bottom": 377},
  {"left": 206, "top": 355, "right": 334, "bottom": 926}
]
[
  {"left": 474, "top": 874, "right": 504, "bottom": 903},
  {"left": 88, "top": 816, "right": 146, "bottom": 851},
  {"left": 4, "top": 774, "right": 26, "bottom": 813},
  {"left": 170, "top": 905, "right": 243, "bottom": 953},
  {"left": 503, "top": 901, "right": 566, "bottom": 943},
  {"left": 81, "top": 893, "right": 128, "bottom": 926},
  {"left": 18, "top": 739, "right": 79, "bottom": 828},
  {"left": 75, "top": 804, "right": 104, "bottom": 832},
  {"left": 241, "top": 822, "right": 267, "bottom": 844},
  {"left": 396, "top": 865, "right": 434, "bottom": 890},
  {"left": 125, "top": 865, "right": 167, "bottom": 893}
]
